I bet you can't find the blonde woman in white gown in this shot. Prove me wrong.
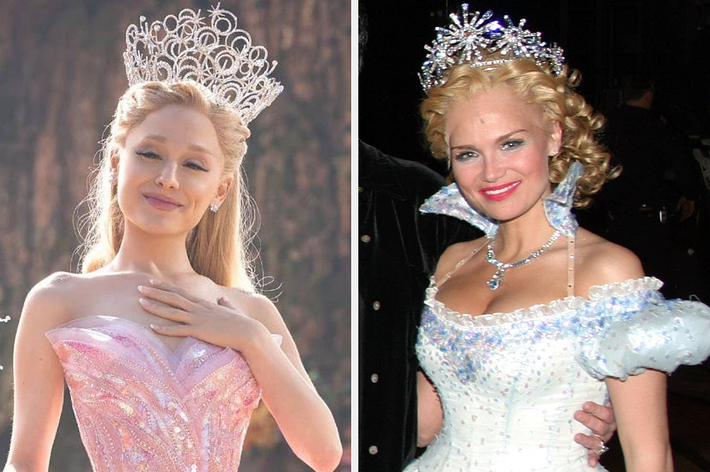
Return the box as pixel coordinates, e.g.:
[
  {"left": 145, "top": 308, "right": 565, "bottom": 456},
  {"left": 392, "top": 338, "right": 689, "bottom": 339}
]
[{"left": 406, "top": 5, "right": 710, "bottom": 472}]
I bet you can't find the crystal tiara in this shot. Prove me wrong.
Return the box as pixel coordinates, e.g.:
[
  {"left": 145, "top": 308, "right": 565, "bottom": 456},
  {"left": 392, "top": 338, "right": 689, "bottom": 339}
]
[
  {"left": 124, "top": 4, "right": 283, "bottom": 125},
  {"left": 419, "top": 4, "right": 566, "bottom": 92}
]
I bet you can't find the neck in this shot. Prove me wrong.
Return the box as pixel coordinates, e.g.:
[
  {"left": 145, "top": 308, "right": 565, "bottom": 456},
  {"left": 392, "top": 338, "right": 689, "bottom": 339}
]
[
  {"left": 493, "top": 200, "right": 559, "bottom": 260},
  {"left": 108, "top": 223, "right": 195, "bottom": 280}
]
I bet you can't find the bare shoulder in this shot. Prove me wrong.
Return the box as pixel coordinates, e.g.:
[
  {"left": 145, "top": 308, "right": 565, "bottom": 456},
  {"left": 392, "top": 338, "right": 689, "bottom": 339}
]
[
  {"left": 223, "top": 287, "right": 285, "bottom": 334},
  {"left": 575, "top": 229, "right": 646, "bottom": 294},
  {"left": 435, "top": 237, "right": 488, "bottom": 279},
  {"left": 21, "top": 272, "right": 85, "bottom": 330}
]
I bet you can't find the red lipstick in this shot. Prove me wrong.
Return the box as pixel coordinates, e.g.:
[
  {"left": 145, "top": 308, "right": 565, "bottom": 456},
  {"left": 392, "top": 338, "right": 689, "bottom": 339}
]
[{"left": 478, "top": 181, "right": 521, "bottom": 201}]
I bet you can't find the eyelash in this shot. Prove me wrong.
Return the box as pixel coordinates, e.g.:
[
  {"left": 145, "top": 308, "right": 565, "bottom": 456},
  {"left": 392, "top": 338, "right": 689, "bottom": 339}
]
[
  {"left": 135, "top": 151, "right": 208, "bottom": 172},
  {"left": 453, "top": 140, "right": 525, "bottom": 161},
  {"left": 502, "top": 139, "right": 524, "bottom": 150},
  {"left": 453, "top": 150, "right": 479, "bottom": 161}
]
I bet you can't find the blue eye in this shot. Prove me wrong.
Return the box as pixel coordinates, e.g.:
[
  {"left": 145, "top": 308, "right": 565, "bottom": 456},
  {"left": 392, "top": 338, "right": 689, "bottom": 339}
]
[
  {"left": 453, "top": 150, "right": 479, "bottom": 161},
  {"left": 502, "top": 140, "right": 524, "bottom": 150}
]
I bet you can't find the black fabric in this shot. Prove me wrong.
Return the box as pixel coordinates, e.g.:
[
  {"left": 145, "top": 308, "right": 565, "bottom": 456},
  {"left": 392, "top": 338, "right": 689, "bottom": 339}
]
[{"left": 358, "top": 141, "right": 479, "bottom": 471}]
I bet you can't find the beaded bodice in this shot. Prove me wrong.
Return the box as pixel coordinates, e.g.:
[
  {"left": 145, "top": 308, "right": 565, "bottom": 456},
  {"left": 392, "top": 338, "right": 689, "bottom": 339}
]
[
  {"left": 46, "top": 315, "right": 263, "bottom": 472},
  {"left": 405, "top": 277, "right": 710, "bottom": 472}
]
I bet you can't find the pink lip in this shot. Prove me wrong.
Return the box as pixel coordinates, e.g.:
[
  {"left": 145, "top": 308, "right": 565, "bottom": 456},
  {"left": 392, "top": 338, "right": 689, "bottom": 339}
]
[
  {"left": 478, "top": 181, "right": 521, "bottom": 201},
  {"left": 143, "top": 192, "right": 183, "bottom": 210}
]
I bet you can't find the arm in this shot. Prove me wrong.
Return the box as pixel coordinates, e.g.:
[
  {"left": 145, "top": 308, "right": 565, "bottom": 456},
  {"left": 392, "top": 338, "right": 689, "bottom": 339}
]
[
  {"left": 416, "top": 371, "right": 443, "bottom": 447},
  {"left": 140, "top": 281, "right": 342, "bottom": 472},
  {"left": 4, "top": 280, "right": 68, "bottom": 472},
  {"left": 606, "top": 371, "right": 672, "bottom": 472},
  {"left": 232, "top": 294, "right": 343, "bottom": 472}
]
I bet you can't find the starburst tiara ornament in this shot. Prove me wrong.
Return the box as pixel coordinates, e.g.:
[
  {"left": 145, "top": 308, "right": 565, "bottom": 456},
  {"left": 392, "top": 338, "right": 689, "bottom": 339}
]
[
  {"left": 124, "top": 4, "right": 283, "bottom": 125},
  {"left": 419, "top": 4, "right": 565, "bottom": 92}
]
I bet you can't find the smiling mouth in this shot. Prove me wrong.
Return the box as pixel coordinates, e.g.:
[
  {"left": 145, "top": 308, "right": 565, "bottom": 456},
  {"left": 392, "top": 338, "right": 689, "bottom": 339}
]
[
  {"left": 479, "top": 181, "right": 521, "bottom": 200},
  {"left": 143, "top": 193, "right": 183, "bottom": 210}
]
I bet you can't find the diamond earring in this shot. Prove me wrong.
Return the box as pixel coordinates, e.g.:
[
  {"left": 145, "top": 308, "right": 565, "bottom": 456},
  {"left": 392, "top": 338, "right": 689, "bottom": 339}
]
[
  {"left": 108, "top": 172, "right": 117, "bottom": 184},
  {"left": 209, "top": 203, "right": 219, "bottom": 213}
]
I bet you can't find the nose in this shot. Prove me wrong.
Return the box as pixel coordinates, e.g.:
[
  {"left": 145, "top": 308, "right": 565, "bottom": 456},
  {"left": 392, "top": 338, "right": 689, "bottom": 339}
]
[
  {"left": 481, "top": 156, "right": 505, "bottom": 183},
  {"left": 155, "top": 162, "right": 179, "bottom": 189}
]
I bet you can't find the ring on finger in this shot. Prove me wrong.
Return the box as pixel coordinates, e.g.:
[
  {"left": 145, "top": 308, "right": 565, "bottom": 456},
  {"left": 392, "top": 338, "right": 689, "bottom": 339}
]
[{"left": 594, "top": 437, "right": 609, "bottom": 456}]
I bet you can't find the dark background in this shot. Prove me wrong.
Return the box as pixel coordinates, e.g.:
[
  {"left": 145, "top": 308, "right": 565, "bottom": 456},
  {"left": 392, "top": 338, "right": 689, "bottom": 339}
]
[
  {"left": 360, "top": 0, "right": 710, "bottom": 168},
  {"left": 0, "top": 0, "right": 350, "bottom": 470},
  {"left": 360, "top": 1, "right": 710, "bottom": 471}
]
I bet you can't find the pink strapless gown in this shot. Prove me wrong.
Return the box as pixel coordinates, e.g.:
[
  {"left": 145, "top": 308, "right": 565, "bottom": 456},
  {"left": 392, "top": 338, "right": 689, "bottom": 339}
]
[{"left": 46, "top": 315, "right": 264, "bottom": 472}]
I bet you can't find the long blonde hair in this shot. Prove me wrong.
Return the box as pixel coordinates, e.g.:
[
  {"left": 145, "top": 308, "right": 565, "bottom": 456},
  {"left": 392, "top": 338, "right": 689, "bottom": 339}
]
[
  {"left": 421, "top": 57, "right": 618, "bottom": 208},
  {"left": 79, "top": 81, "right": 257, "bottom": 290}
]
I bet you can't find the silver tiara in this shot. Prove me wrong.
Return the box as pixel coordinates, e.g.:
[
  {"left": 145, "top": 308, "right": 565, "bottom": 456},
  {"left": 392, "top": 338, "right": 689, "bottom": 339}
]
[
  {"left": 124, "top": 4, "right": 283, "bottom": 125},
  {"left": 419, "top": 4, "right": 565, "bottom": 92}
]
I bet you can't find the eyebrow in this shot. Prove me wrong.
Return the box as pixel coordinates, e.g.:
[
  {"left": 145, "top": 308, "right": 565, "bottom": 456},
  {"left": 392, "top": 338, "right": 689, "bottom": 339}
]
[
  {"left": 142, "top": 134, "right": 214, "bottom": 155},
  {"left": 449, "top": 129, "right": 527, "bottom": 151}
]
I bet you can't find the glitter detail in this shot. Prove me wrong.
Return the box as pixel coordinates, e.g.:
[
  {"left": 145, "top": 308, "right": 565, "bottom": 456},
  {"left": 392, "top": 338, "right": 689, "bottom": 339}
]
[
  {"left": 544, "top": 161, "right": 583, "bottom": 237},
  {"left": 420, "top": 183, "right": 497, "bottom": 237},
  {"left": 403, "top": 277, "right": 710, "bottom": 471},
  {"left": 46, "top": 315, "right": 270, "bottom": 471},
  {"left": 419, "top": 3, "right": 566, "bottom": 92},
  {"left": 124, "top": 4, "right": 283, "bottom": 125}
]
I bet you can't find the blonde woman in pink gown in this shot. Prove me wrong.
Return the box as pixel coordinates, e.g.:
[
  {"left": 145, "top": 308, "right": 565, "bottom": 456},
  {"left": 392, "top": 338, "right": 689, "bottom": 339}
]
[{"left": 4, "top": 6, "right": 341, "bottom": 472}]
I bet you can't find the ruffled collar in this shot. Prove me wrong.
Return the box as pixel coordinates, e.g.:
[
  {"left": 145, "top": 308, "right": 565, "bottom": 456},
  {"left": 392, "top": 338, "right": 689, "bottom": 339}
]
[{"left": 420, "top": 161, "right": 583, "bottom": 237}]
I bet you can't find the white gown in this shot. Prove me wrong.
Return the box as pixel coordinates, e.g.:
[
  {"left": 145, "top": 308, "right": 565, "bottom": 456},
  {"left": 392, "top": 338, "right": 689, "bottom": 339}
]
[
  {"left": 405, "top": 170, "right": 710, "bottom": 472},
  {"left": 405, "top": 277, "right": 710, "bottom": 472}
]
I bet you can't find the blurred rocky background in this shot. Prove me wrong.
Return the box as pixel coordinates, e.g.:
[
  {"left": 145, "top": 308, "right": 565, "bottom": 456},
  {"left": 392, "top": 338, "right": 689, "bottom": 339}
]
[{"left": 0, "top": 0, "right": 351, "bottom": 470}]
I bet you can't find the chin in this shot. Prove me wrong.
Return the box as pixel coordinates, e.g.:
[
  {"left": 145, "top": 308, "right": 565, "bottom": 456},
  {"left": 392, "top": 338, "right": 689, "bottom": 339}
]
[{"left": 126, "top": 212, "right": 199, "bottom": 237}]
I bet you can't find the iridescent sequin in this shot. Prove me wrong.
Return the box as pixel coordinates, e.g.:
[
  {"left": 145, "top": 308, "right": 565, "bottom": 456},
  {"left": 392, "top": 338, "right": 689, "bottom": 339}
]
[
  {"left": 46, "top": 315, "right": 265, "bottom": 472},
  {"left": 404, "top": 277, "right": 710, "bottom": 472}
]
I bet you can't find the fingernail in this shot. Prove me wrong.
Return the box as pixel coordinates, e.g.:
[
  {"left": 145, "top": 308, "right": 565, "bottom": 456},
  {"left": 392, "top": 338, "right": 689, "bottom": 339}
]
[
  {"left": 139, "top": 297, "right": 147, "bottom": 304},
  {"left": 150, "top": 324, "right": 160, "bottom": 330},
  {"left": 138, "top": 285, "right": 145, "bottom": 292},
  {"left": 149, "top": 279, "right": 160, "bottom": 285}
]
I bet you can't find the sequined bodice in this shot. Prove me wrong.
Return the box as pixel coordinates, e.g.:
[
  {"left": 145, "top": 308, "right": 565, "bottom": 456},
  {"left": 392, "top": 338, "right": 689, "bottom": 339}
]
[
  {"left": 405, "top": 277, "right": 710, "bottom": 472},
  {"left": 46, "top": 315, "right": 262, "bottom": 472}
]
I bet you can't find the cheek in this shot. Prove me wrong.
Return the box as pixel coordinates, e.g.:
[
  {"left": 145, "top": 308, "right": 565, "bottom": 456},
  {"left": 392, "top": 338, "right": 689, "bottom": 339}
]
[{"left": 183, "top": 173, "right": 222, "bottom": 200}]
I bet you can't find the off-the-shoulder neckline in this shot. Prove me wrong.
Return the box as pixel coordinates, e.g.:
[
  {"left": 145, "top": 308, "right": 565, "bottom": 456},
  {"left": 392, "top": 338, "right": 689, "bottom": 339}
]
[{"left": 425, "top": 276, "right": 662, "bottom": 327}]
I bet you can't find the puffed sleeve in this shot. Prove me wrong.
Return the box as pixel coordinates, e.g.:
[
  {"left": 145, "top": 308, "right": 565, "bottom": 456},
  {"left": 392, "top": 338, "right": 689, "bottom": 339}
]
[{"left": 575, "top": 277, "right": 710, "bottom": 381}]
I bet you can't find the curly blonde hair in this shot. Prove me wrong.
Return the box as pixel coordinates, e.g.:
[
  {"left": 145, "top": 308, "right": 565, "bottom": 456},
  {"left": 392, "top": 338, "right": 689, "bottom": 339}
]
[
  {"left": 421, "top": 57, "right": 618, "bottom": 208},
  {"left": 78, "top": 81, "right": 257, "bottom": 290}
]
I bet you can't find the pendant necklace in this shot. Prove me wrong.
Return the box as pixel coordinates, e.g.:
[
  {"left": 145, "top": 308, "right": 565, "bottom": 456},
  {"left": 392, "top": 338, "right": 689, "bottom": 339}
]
[{"left": 486, "top": 230, "right": 561, "bottom": 290}]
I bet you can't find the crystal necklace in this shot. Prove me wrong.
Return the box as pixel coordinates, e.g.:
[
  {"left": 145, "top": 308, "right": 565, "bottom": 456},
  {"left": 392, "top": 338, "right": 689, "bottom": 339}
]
[{"left": 486, "top": 230, "right": 561, "bottom": 290}]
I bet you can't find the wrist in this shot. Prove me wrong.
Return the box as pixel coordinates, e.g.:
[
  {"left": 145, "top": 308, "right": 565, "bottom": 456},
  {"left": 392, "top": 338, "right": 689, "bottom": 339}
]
[{"left": 239, "top": 319, "right": 273, "bottom": 359}]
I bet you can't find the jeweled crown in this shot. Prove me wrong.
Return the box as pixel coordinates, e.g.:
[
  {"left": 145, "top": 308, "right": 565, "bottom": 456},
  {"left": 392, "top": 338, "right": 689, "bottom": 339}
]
[
  {"left": 124, "top": 4, "right": 283, "bottom": 125},
  {"left": 419, "top": 4, "right": 565, "bottom": 92}
]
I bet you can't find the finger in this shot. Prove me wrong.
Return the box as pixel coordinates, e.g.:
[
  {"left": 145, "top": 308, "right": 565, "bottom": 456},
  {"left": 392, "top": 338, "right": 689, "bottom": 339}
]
[
  {"left": 139, "top": 297, "right": 191, "bottom": 323},
  {"left": 150, "top": 323, "right": 192, "bottom": 338},
  {"left": 138, "top": 285, "right": 195, "bottom": 311},
  {"left": 573, "top": 410, "right": 605, "bottom": 437},
  {"left": 217, "top": 296, "right": 235, "bottom": 308},
  {"left": 574, "top": 431, "right": 604, "bottom": 451},
  {"left": 148, "top": 279, "right": 201, "bottom": 304},
  {"left": 587, "top": 452, "right": 599, "bottom": 467},
  {"left": 583, "top": 401, "right": 614, "bottom": 425}
]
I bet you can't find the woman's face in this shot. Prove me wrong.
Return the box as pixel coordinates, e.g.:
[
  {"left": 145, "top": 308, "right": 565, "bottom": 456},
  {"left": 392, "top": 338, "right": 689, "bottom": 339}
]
[
  {"left": 115, "top": 104, "right": 231, "bottom": 237},
  {"left": 445, "top": 86, "right": 562, "bottom": 223}
]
